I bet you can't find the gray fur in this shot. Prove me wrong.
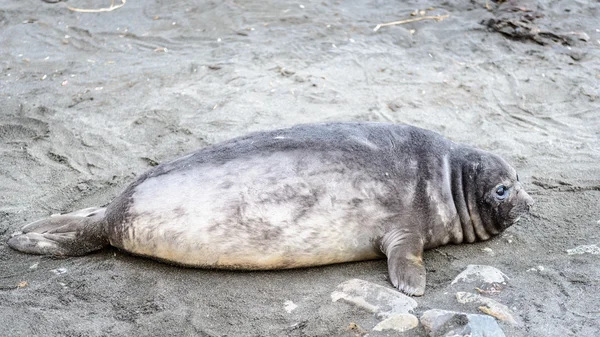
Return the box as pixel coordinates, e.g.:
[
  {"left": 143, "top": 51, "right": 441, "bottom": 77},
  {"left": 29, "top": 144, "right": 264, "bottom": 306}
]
[{"left": 7, "top": 122, "right": 533, "bottom": 296}]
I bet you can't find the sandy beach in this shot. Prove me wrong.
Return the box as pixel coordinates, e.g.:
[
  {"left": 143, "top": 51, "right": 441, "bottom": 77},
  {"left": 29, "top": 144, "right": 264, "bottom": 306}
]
[{"left": 1, "top": 0, "right": 599, "bottom": 336}]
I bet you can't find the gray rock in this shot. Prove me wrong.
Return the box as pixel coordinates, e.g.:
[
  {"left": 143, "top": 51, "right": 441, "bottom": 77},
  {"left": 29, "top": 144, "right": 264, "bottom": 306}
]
[
  {"left": 51, "top": 268, "right": 67, "bottom": 275},
  {"left": 456, "top": 292, "right": 521, "bottom": 326},
  {"left": 481, "top": 247, "right": 495, "bottom": 256},
  {"left": 373, "top": 313, "right": 419, "bottom": 332},
  {"left": 331, "top": 279, "right": 418, "bottom": 318},
  {"left": 566, "top": 244, "right": 600, "bottom": 255},
  {"left": 421, "top": 309, "right": 506, "bottom": 337},
  {"left": 451, "top": 265, "right": 509, "bottom": 285}
]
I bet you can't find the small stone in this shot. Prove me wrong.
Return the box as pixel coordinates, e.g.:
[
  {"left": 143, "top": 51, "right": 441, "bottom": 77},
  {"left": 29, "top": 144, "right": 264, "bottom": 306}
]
[
  {"left": 456, "top": 292, "right": 521, "bottom": 326},
  {"left": 284, "top": 300, "right": 297, "bottom": 313},
  {"left": 29, "top": 263, "right": 39, "bottom": 270},
  {"left": 346, "top": 322, "right": 368, "bottom": 336},
  {"left": 373, "top": 313, "right": 418, "bottom": 332},
  {"left": 526, "top": 265, "right": 545, "bottom": 273},
  {"left": 451, "top": 265, "right": 508, "bottom": 285},
  {"left": 421, "top": 309, "right": 506, "bottom": 337},
  {"left": 51, "top": 268, "right": 67, "bottom": 275},
  {"left": 482, "top": 247, "right": 495, "bottom": 256},
  {"left": 566, "top": 244, "right": 600, "bottom": 255},
  {"left": 331, "top": 279, "right": 417, "bottom": 318}
]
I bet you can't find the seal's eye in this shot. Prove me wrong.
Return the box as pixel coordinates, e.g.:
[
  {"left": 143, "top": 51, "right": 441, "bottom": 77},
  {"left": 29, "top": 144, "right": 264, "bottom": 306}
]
[{"left": 495, "top": 185, "right": 508, "bottom": 200}]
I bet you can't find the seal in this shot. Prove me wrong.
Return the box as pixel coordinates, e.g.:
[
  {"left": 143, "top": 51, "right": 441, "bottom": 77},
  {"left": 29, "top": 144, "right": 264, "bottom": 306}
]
[{"left": 8, "top": 122, "right": 533, "bottom": 296}]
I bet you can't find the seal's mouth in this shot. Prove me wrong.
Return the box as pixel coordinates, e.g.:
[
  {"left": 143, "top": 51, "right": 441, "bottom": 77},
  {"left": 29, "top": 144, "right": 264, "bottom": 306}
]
[
  {"left": 499, "top": 216, "right": 520, "bottom": 231},
  {"left": 507, "top": 201, "right": 532, "bottom": 224},
  {"left": 498, "top": 211, "right": 524, "bottom": 231}
]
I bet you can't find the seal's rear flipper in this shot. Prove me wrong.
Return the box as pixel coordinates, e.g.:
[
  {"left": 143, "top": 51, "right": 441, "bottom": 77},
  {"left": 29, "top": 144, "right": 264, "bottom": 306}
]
[{"left": 7, "top": 207, "right": 109, "bottom": 256}]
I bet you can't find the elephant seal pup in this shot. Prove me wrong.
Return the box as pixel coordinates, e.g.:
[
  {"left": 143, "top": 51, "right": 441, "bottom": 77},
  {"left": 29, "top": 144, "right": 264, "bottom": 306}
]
[{"left": 8, "top": 122, "right": 533, "bottom": 296}]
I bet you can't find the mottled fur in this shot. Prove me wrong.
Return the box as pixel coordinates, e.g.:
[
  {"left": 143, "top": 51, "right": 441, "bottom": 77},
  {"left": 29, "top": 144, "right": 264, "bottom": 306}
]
[{"left": 8, "top": 122, "right": 533, "bottom": 296}]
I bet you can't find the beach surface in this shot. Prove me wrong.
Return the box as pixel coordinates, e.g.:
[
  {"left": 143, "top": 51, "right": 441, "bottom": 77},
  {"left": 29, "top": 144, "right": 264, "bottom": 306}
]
[{"left": 1, "top": 0, "right": 599, "bottom": 336}]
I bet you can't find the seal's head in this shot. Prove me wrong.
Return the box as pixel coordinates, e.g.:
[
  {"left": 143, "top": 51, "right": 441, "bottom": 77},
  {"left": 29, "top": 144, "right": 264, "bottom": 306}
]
[{"left": 468, "top": 151, "right": 534, "bottom": 234}]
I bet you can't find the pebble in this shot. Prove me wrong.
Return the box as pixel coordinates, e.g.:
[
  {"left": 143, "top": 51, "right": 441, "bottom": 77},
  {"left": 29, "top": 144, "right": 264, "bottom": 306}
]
[
  {"left": 482, "top": 247, "right": 495, "bottom": 256},
  {"left": 456, "top": 292, "right": 521, "bottom": 326},
  {"left": 51, "top": 268, "right": 67, "bottom": 275},
  {"left": 527, "top": 265, "right": 545, "bottom": 272},
  {"left": 284, "top": 300, "right": 297, "bottom": 313},
  {"left": 331, "top": 279, "right": 417, "bottom": 319},
  {"left": 420, "top": 309, "right": 506, "bottom": 337},
  {"left": 566, "top": 244, "right": 600, "bottom": 255},
  {"left": 372, "top": 313, "right": 419, "bottom": 332},
  {"left": 451, "top": 265, "right": 508, "bottom": 285}
]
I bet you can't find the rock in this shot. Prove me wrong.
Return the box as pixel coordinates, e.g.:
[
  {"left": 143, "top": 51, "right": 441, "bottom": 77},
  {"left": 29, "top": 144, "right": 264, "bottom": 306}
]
[
  {"left": 284, "top": 300, "right": 297, "bottom": 313},
  {"left": 345, "top": 322, "right": 368, "bottom": 336},
  {"left": 51, "top": 268, "right": 67, "bottom": 275},
  {"left": 527, "top": 265, "right": 545, "bottom": 272},
  {"left": 566, "top": 244, "right": 600, "bottom": 255},
  {"left": 373, "top": 313, "right": 419, "bottom": 332},
  {"left": 420, "top": 309, "right": 506, "bottom": 337},
  {"left": 451, "top": 265, "right": 509, "bottom": 285},
  {"left": 482, "top": 247, "right": 495, "bottom": 256},
  {"left": 331, "top": 279, "right": 418, "bottom": 318},
  {"left": 456, "top": 292, "right": 521, "bottom": 326}
]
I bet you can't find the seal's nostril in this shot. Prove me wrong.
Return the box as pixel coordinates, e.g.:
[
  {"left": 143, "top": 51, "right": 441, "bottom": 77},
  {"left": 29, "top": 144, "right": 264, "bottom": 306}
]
[{"left": 526, "top": 200, "right": 534, "bottom": 211}]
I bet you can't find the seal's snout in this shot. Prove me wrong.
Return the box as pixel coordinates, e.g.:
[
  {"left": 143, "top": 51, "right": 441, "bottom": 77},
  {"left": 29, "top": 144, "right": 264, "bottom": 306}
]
[
  {"left": 522, "top": 191, "right": 534, "bottom": 212},
  {"left": 516, "top": 185, "right": 534, "bottom": 212},
  {"left": 526, "top": 197, "right": 534, "bottom": 211}
]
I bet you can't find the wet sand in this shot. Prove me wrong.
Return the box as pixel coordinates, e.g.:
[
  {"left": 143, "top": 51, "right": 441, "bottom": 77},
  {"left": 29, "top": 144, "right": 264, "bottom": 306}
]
[{"left": 1, "top": 0, "right": 599, "bottom": 336}]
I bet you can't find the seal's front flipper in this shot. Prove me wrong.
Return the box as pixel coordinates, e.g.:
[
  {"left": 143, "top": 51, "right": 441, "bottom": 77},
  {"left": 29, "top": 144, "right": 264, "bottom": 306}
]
[
  {"left": 380, "top": 229, "right": 426, "bottom": 296},
  {"left": 8, "top": 207, "right": 109, "bottom": 256}
]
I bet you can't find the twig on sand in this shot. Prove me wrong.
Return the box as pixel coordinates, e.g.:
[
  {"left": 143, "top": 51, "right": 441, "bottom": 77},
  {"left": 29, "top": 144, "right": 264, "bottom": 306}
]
[
  {"left": 67, "top": 0, "right": 126, "bottom": 13},
  {"left": 373, "top": 14, "right": 450, "bottom": 32}
]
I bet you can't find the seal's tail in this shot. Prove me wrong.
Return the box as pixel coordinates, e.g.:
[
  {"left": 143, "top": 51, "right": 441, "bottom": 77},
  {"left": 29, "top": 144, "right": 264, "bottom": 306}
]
[{"left": 7, "top": 207, "right": 109, "bottom": 256}]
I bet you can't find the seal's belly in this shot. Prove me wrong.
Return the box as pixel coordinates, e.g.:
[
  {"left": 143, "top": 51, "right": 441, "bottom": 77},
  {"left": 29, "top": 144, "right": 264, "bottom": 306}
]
[{"left": 110, "top": 151, "right": 391, "bottom": 269}]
